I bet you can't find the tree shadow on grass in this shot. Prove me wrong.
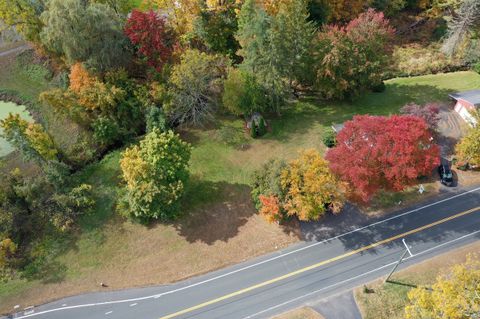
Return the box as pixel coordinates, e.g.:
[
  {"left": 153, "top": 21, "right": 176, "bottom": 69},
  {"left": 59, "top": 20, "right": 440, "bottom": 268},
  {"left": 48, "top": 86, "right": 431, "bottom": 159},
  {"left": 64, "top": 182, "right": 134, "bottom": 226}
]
[
  {"left": 173, "top": 179, "right": 255, "bottom": 245},
  {"left": 173, "top": 178, "right": 301, "bottom": 244},
  {"left": 263, "top": 83, "right": 454, "bottom": 144}
]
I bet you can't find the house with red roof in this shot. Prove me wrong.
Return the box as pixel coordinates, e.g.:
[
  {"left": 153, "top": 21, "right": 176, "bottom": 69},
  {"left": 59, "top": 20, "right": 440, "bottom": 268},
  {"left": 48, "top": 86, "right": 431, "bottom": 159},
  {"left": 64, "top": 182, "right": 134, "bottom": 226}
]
[{"left": 449, "top": 90, "right": 480, "bottom": 126}]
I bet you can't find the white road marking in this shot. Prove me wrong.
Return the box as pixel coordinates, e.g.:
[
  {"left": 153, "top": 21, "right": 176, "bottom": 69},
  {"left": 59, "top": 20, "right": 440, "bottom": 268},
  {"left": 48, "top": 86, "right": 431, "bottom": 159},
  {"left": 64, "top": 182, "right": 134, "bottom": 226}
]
[
  {"left": 61, "top": 304, "right": 67, "bottom": 307},
  {"left": 129, "top": 303, "right": 137, "bottom": 307},
  {"left": 11, "top": 187, "right": 480, "bottom": 319},
  {"left": 402, "top": 238, "right": 414, "bottom": 257},
  {"left": 242, "top": 229, "right": 480, "bottom": 319},
  {"left": 105, "top": 311, "right": 113, "bottom": 315}
]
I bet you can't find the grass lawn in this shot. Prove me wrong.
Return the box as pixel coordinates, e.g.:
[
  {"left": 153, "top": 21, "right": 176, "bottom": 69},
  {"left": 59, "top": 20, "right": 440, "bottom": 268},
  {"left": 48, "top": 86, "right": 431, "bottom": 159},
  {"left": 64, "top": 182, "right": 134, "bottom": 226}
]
[
  {"left": 354, "top": 241, "right": 480, "bottom": 319},
  {"left": 272, "top": 307, "right": 325, "bottom": 319},
  {"left": 1, "top": 70, "right": 480, "bottom": 313}
]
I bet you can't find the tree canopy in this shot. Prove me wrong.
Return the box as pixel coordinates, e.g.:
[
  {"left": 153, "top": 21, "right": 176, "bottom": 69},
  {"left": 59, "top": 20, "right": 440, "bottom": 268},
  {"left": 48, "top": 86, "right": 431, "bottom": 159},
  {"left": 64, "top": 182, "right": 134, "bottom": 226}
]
[
  {"left": 326, "top": 115, "right": 440, "bottom": 202},
  {"left": 405, "top": 255, "right": 480, "bottom": 319},
  {"left": 124, "top": 9, "right": 173, "bottom": 72},
  {"left": 166, "top": 49, "right": 228, "bottom": 126},
  {"left": 40, "top": 0, "right": 130, "bottom": 72},
  {"left": 120, "top": 130, "right": 191, "bottom": 221}
]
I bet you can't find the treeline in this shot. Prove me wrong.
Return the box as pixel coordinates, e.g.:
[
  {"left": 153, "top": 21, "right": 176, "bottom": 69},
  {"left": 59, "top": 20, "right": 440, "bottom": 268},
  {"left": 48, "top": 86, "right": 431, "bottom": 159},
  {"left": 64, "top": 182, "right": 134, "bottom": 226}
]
[{"left": 0, "top": 0, "right": 478, "bottom": 281}]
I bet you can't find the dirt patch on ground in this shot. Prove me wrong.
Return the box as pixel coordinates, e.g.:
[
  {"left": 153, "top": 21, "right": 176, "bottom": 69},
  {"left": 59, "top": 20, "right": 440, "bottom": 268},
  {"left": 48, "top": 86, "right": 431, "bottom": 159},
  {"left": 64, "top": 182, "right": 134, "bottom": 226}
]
[
  {"left": 272, "top": 307, "right": 325, "bottom": 319},
  {"left": 354, "top": 241, "right": 480, "bottom": 319},
  {"left": 0, "top": 187, "right": 301, "bottom": 314},
  {"left": 437, "top": 102, "right": 469, "bottom": 158}
]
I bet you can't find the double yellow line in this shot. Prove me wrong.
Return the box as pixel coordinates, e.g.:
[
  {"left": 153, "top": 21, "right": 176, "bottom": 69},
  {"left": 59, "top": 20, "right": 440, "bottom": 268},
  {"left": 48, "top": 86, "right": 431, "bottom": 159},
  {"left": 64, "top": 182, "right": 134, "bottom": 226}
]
[{"left": 159, "top": 206, "right": 480, "bottom": 319}]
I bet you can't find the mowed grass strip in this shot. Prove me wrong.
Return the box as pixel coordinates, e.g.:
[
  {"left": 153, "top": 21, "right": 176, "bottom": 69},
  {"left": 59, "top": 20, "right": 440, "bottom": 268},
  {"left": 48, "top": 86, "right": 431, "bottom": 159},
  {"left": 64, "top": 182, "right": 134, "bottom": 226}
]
[{"left": 1, "top": 71, "right": 480, "bottom": 314}]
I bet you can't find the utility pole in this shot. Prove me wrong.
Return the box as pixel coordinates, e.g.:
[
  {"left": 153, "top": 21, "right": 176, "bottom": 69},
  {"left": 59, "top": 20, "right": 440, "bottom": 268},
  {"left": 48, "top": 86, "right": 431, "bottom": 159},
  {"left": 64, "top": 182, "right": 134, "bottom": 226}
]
[{"left": 385, "top": 239, "right": 411, "bottom": 283}]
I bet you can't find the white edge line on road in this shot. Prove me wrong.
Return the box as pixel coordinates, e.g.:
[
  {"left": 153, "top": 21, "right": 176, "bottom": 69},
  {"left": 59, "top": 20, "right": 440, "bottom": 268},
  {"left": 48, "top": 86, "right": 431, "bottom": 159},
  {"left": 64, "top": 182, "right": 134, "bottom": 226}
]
[
  {"left": 10, "top": 187, "right": 480, "bottom": 319},
  {"left": 104, "top": 311, "right": 112, "bottom": 315},
  {"left": 242, "top": 229, "right": 480, "bottom": 319},
  {"left": 402, "top": 239, "right": 413, "bottom": 257}
]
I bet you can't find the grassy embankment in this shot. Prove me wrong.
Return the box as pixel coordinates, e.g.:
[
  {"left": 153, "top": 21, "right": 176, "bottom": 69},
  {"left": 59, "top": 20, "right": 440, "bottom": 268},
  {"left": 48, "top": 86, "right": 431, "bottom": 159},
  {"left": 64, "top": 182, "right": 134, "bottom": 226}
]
[
  {"left": 355, "top": 241, "right": 480, "bottom": 319},
  {"left": 1, "top": 48, "right": 480, "bottom": 313}
]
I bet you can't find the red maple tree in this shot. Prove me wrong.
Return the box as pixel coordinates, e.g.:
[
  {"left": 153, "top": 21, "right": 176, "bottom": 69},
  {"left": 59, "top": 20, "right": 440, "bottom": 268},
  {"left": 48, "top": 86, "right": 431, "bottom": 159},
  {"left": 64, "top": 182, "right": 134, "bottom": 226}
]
[
  {"left": 325, "top": 115, "right": 440, "bottom": 202},
  {"left": 124, "top": 9, "right": 172, "bottom": 72}
]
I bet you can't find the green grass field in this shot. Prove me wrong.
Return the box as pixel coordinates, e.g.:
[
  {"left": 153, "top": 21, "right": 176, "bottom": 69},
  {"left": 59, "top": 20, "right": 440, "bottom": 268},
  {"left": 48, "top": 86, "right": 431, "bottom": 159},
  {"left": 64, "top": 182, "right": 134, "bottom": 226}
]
[{"left": 1, "top": 70, "right": 480, "bottom": 313}]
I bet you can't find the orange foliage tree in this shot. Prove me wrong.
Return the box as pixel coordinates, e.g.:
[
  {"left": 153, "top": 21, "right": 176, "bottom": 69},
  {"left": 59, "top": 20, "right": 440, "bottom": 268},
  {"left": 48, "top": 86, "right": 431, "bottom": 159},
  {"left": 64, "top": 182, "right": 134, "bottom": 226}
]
[
  {"left": 69, "top": 63, "right": 96, "bottom": 94},
  {"left": 258, "top": 195, "right": 283, "bottom": 223},
  {"left": 252, "top": 150, "right": 345, "bottom": 223}
]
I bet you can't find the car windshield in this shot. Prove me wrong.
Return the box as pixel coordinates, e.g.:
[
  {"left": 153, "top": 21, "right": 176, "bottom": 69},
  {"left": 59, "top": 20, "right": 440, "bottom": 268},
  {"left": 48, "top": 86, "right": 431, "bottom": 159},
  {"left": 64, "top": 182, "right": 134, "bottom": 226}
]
[{"left": 444, "top": 173, "right": 453, "bottom": 179}]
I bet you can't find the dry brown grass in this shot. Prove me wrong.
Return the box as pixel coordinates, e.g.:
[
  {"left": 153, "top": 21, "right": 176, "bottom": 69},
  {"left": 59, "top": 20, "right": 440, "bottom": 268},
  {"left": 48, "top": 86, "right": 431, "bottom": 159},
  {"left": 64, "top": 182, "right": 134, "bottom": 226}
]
[
  {"left": 0, "top": 186, "right": 301, "bottom": 313},
  {"left": 272, "top": 307, "right": 325, "bottom": 319},
  {"left": 354, "top": 241, "right": 480, "bottom": 319}
]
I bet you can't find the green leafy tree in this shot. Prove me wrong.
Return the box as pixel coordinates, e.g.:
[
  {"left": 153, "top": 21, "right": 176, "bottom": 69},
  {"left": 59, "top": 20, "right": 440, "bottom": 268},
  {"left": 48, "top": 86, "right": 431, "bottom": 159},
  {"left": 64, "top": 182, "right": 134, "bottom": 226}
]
[
  {"left": 166, "top": 49, "right": 228, "bottom": 126},
  {"left": 236, "top": 0, "right": 286, "bottom": 112},
  {"left": 268, "top": 0, "right": 316, "bottom": 87},
  {"left": 49, "top": 184, "right": 95, "bottom": 230},
  {"left": 222, "top": 68, "right": 266, "bottom": 116},
  {"left": 91, "top": 0, "right": 135, "bottom": 15},
  {"left": 307, "top": 0, "right": 330, "bottom": 26},
  {"left": 251, "top": 159, "right": 287, "bottom": 211},
  {"left": 0, "top": 0, "right": 45, "bottom": 43},
  {"left": 372, "top": 0, "right": 407, "bottom": 16},
  {"left": 236, "top": 0, "right": 271, "bottom": 74},
  {"left": 40, "top": 0, "right": 131, "bottom": 72},
  {"left": 92, "top": 116, "right": 120, "bottom": 146},
  {"left": 146, "top": 106, "right": 168, "bottom": 133},
  {"left": 120, "top": 130, "right": 192, "bottom": 221},
  {"left": 194, "top": 3, "right": 240, "bottom": 60}
]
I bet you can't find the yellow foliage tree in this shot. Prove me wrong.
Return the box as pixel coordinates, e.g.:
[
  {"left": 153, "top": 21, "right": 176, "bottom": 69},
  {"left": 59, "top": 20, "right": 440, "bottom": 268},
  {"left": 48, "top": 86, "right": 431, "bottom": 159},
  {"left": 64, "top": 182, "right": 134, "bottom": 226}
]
[
  {"left": 260, "top": 0, "right": 289, "bottom": 15},
  {"left": 455, "top": 125, "right": 480, "bottom": 167},
  {"left": 0, "top": 114, "right": 57, "bottom": 161},
  {"left": 280, "top": 149, "right": 345, "bottom": 221},
  {"left": 405, "top": 254, "right": 480, "bottom": 319},
  {"left": 0, "top": 238, "right": 17, "bottom": 268},
  {"left": 327, "top": 0, "right": 370, "bottom": 22},
  {"left": 149, "top": 0, "right": 201, "bottom": 35},
  {"left": 25, "top": 123, "right": 58, "bottom": 161}
]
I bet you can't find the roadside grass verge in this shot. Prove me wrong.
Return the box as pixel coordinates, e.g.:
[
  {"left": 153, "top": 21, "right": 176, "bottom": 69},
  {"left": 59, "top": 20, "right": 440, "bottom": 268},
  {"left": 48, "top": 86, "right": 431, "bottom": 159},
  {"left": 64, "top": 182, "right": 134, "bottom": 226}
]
[
  {"left": 354, "top": 241, "right": 480, "bottom": 319},
  {"left": 272, "top": 307, "right": 325, "bottom": 319},
  {"left": 1, "top": 70, "right": 480, "bottom": 313}
]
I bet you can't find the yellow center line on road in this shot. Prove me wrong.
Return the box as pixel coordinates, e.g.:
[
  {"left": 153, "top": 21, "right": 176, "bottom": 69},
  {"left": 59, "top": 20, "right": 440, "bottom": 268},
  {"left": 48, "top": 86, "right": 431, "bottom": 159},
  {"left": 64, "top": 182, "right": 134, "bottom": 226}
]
[{"left": 159, "top": 206, "right": 480, "bottom": 319}]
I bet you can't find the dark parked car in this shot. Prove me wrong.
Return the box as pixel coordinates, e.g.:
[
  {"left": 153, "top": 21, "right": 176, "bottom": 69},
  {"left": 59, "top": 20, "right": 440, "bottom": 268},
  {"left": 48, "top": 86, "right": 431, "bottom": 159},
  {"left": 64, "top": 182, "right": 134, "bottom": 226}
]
[{"left": 438, "top": 164, "right": 453, "bottom": 186}]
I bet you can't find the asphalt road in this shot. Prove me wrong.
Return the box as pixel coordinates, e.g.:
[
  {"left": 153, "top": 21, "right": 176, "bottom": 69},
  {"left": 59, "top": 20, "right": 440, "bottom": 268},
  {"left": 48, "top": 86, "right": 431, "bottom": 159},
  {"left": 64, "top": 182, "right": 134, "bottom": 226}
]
[{"left": 7, "top": 186, "right": 480, "bottom": 319}]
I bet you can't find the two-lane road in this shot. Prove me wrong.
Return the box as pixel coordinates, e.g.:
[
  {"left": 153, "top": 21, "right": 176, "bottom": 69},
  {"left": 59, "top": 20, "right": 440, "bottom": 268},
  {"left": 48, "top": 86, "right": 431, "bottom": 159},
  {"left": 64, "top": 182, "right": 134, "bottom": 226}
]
[{"left": 8, "top": 186, "right": 480, "bottom": 319}]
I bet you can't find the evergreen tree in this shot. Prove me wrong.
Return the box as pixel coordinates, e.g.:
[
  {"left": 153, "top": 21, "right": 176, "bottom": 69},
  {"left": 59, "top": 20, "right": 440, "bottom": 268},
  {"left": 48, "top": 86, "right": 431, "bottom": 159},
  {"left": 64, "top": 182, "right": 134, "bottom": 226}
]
[
  {"left": 236, "top": 0, "right": 271, "bottom": 74},
  {"left": 236, "top": 0, "right": 286, "bottom": 113},
  {"left": 269, "top": 0, "right": 316, "bottom": 87}
]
